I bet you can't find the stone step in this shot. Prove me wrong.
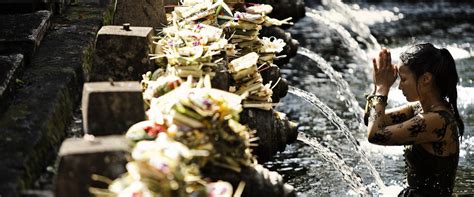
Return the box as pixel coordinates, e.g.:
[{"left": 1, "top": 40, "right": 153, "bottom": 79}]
[
  {"left": 0, "top": 3, "right": 112, "bottom": 196},
  {"left": 0, "top": 54, "right": 24, "bottom": 113},
  {"left": 0, "top": 10, "right": 51, "bottom": 64}
]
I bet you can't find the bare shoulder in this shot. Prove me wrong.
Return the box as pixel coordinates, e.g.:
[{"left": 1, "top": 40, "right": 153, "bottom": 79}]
[
  {"left": 421, "top": 110, "right": 456, "bottom": 127},
  {"left": 420, "top": 110, "right": 459, "bottom": 156}
]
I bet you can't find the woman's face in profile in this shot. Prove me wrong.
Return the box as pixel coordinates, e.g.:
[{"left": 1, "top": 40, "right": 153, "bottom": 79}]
[{"left": 397, "top": 64, "right": 419, "bottom": 102}]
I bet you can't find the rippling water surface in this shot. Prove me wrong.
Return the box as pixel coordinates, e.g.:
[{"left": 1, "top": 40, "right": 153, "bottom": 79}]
[{"left": 268, "top": 1, "right": 474, "bottom": 196}]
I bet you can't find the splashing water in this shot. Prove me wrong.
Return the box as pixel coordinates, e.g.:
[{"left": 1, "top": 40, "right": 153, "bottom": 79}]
[
  {"left": 288, "top": 86, "right": 386, "bottom": 191},
  {"left": 297, "top": 132, "right": 369, "bottom": 195},
  {"left": 298, "top": 48, "right": 364, "bottom": 124},
  {"left": 321, "top": 0, "right": 382, "bottom": 51},
  {"left": 305, "top": 9, "right": 368, "bottom": 64},
  {"left": 285, "top": 1, "right": 474, "bottom": 195}
]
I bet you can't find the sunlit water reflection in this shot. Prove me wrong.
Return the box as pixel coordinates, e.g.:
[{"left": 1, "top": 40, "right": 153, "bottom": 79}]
[{"left": 269, "top": 1, "right": 474, "bottom": 196}]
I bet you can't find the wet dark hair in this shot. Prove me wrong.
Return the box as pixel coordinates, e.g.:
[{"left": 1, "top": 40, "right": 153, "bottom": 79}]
[{"left": 400, "top": 43, "right": 464, "bottom": 137}]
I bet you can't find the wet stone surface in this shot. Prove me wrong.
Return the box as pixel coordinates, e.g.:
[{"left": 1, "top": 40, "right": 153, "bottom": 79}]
[
  {"left": 0, "top": 11, "right": 51, "bottom": 63},
  {"left": 240, "top": 109, "right": 297, "bottom": 162},
  {"left": 202, "top": 164, "right": 295, "bottom": 197},
  {"left": 0, "top": 54, "right": 24, "bottom": 112}
]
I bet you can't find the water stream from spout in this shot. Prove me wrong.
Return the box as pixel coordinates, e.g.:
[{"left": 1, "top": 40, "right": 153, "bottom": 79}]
[
  {"left": 297, "top": 132, "right": 369, "bottom": 195},
  {"left": 321, "top": 0, "right": 382, "bottom": 51},
  {"left": 305, "top": 9, "right": 368, "bottom": 64},
  {"left": 298, "top": 47, "right": 364, "bottom": 123},
  {"left": 288, "top": 86, "right": 386, "bottom": 190}
]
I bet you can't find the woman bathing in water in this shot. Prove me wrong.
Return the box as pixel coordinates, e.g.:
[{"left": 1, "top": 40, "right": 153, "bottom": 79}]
[{"left": 364, "top": 43, "right": 464, "bottom": 196}]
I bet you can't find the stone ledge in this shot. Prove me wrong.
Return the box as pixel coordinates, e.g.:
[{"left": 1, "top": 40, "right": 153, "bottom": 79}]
[
  {"left": 0, "top": 54, "right": 24, "bottom": 113},
  {"left": 0, "top": 11, "right": 51, "bottom": 64},
  {"left": 0, "top": 4, "right": 111, "bottom": 196}
]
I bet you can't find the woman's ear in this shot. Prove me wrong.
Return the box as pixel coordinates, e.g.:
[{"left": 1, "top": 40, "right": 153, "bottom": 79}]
[{"left": 422, "top": 72, "right": 434, "bottom": 85}]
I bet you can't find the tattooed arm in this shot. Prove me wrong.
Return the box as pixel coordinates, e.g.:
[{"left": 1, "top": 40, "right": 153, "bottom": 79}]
[
  {"left": 368, "top": 111, "right": 454, "bottom": 146},
  {"left": 365, "top": 48, "right": 452, "bottom": 146},
  {"left": 367, "top": 99, "right": 390, "bottom": 144},
  {"left": 383, "top": 102, "right": 420, "bottom": 125}
]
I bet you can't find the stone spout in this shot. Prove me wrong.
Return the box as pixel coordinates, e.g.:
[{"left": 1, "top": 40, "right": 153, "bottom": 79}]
[
  {"left": 240, "top": 108, "right": 298, "bottom": 162},
  {"left": 202, "top": 164, "right": 296, "bottom": 197}
]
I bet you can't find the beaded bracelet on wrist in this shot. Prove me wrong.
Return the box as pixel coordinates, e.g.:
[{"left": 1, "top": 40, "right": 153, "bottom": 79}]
[
  {"left": 363, "top": 95, "right": 388, "bottom": 125},
  {"left": 367, "top": 95, "right": 388, "bottom": 106}
]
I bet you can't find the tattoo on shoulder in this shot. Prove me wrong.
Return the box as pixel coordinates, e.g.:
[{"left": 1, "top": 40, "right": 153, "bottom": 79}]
[
  {"left": 432, "top": 141, "right": 447, "bottom": 155},
  {"left": 433, "top": 128, "right": 446, "bottom": 139},
  {"left": 390, "top": 112, "right": 407, "bottom": 124},
  {"left": 437, "top": 111, "right": 454, "bottom": 125},
  {"left": 372, "top": 128, "right": 392, "bottom": 143},
  {"left": 433, "top": 111, "right": 456, "bottom": 139},
  {"left": 408, "top": 116, "right": 427, "bottom": 137}
]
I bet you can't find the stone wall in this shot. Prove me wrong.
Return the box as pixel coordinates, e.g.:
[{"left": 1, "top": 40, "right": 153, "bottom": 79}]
[{"left": 0, "top": 3, "right": 113, "bottom": 196}]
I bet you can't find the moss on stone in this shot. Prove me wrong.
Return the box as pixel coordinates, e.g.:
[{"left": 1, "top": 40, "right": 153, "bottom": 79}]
[
  {"left": 82, "top": 44, "right": 94, "bottom": 82},
  {"left": 0, "top": 2, "right": 112, "bottom": 195},
  {"left": 103, "top": 0, "right": 117, "bottom": 26}
]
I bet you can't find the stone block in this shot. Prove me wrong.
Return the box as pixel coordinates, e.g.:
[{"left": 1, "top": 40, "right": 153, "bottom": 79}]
[
  {"left": 0, "top": 11, "right": 51, "bottom": 64},
  {"left": 82, "top": 81, "right": 146, "bottom": 136},
  {"left": 0, "top": 54, "right": 24, "bottom": 112},
  {"left": 90, "top": 25, "right": 156, "bottom": 81},
  {"left": 54, "top": 136, "right": 130, "bottom": 197},
  {"left": 202, "top": 164, "right": 295, "bottom": 197},
  {"left": 164, "top": 0, "right": 178, "bottom": 13},
  {"left": 240, "top": 109, "right": 297, "bottom": 162},
  {"left": 113, "top": 0, "right": 167, "bottom": 29}
]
